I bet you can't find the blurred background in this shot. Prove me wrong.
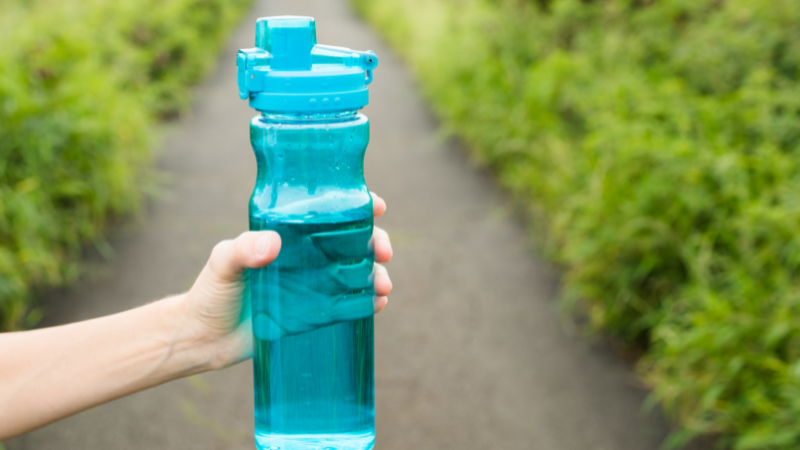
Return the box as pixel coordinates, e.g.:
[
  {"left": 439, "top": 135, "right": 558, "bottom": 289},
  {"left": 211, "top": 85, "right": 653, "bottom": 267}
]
[{"left": 2, "top": 0, "right": 800, "bottom": 449}]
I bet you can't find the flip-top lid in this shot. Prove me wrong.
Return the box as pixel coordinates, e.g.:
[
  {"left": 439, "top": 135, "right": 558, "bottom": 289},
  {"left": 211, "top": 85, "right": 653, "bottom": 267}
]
[{"left": 237, "top": 16, "right": 379, "bottom": 113}]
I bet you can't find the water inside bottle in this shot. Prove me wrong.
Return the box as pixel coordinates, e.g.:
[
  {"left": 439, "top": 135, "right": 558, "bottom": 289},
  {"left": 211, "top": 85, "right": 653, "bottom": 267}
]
[{"left": 249, "top": 209, "right": 375, "bottom": 450}]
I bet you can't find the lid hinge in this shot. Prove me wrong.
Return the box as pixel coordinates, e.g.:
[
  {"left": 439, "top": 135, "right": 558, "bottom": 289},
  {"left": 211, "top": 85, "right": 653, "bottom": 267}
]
[{"left": 237, "top": 48, "right": 271, "bottom": 99}]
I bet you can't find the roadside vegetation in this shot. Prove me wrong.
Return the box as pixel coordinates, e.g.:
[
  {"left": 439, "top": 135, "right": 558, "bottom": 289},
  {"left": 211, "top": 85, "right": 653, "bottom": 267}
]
[
  {"left": 351, "top": 0, "right": 800, "bottom": 447},
  {"left": 0, "top": 0, "right": 252, "bottom": 331}
]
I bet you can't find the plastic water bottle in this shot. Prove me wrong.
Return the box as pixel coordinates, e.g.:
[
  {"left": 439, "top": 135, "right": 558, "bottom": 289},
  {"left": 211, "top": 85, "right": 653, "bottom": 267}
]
[{"left": 237, "top": 16, "right": 379, "bottom": 450}]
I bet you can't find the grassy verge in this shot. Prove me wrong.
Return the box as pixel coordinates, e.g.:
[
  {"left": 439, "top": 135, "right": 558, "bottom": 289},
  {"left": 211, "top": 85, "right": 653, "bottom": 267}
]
[
  {"left": 0, "top": 0, "right": 252, "bottom": 331},
  {"left": 351, "top": 0, "right": 800, "bottom": 447}
]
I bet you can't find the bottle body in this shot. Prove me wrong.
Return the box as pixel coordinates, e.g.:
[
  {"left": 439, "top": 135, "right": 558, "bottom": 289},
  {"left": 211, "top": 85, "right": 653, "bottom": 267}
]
[{"left": 248, "top": 111, "right": 375, "bottom": 450}]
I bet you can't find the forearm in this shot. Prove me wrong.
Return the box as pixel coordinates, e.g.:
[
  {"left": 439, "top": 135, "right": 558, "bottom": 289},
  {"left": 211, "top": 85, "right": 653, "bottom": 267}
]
[{"left": 0, "top": 294, "right": 211, "bottom": 440}]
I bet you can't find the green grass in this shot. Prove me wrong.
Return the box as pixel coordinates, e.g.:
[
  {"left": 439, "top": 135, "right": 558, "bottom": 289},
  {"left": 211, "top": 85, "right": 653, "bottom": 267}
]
[
  {"left": 351, "top": 0, "right": 800, "bottom": 447},
  {"left": 0, "top": 0, "right": 253, "bottom": 331}
]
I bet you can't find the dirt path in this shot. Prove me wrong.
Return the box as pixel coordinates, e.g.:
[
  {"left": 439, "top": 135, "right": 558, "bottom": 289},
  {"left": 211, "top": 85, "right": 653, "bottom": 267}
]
[{"left": 6, "top": 1, "right": 674, "bottom": 449}]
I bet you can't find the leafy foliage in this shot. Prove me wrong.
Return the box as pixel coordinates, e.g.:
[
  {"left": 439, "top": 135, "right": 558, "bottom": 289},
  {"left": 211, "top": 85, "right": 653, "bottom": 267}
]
[
  {"left": 0, "top": 0, "right": 252, "bottom": 331},
  {"left": 351, "top": 0, "right": 800, "bottom": 447}
]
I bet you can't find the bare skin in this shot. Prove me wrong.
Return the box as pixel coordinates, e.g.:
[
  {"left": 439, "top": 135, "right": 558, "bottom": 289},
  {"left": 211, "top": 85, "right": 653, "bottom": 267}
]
[{"left": 0, "top": 194, "right": 393, "bottom": 440}]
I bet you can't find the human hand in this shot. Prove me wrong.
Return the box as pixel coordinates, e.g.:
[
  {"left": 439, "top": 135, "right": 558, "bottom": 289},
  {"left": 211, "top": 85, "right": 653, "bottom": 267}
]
[
  {"left": 0, "top": 196, "right": 393, "bottom": 439},
  {"left": 178, "top": 193, "right": 393, "bottom": 370}
]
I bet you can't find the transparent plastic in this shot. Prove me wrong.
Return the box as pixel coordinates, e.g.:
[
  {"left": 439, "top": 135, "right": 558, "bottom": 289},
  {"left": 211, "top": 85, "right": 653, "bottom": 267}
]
[{"left": 247, "top": 110, "right": 375, "bottom": 450}]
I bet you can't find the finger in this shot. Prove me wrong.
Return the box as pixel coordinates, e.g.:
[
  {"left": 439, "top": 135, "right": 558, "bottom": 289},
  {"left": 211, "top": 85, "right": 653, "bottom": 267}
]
[
  {"left": 373, "top": 226, "right": 393, "bottom": 263},
  {"left": 371, "top": 192, "right": 386, "bottom": 218},
  {"left": 374, "top": 296, "right": 388, "bottom": 314},
  {"left": 373, "top": 263, "right": 392, "bottom": 297},
  {"left": 205, "top": 231, "right": 282, "bottom": 284}
]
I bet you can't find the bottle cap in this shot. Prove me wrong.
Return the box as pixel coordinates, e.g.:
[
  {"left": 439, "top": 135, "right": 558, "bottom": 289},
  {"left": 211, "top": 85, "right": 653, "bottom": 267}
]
[{"left": 237, "top": 16, "right": 379, "bottom": 113}]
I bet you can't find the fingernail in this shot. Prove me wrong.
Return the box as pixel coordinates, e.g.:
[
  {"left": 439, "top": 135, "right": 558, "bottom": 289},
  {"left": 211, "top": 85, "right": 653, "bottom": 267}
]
[{"left": 256, "top": 233, "right": 272, "bottom": 257}]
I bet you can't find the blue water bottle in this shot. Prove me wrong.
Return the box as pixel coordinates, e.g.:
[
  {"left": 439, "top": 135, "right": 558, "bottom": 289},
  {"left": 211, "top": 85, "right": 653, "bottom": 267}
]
[{"left": 237, "top": 16, "right": 379, "bottom": 450}]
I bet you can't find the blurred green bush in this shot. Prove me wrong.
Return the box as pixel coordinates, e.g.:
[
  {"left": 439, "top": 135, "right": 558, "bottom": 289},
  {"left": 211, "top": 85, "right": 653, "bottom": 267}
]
[
  {"left": 0, "top": 0, "right": 252, "bottom": 331},
  {"left": 351, "top": 0, "right": 800, "bottom": 447}
]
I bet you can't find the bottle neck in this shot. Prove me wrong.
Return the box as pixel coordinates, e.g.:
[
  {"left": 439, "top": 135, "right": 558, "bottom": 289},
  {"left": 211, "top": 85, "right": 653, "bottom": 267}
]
[{"left": 260, "top": 110, "right": 359, "bottom": 124}]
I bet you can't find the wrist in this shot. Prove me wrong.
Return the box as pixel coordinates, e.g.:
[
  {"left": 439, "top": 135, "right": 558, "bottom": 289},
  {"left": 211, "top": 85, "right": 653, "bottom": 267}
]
[
  {"left": 155, "top": 293, "right": 248, "bottom": 375},
  {"left": 145, "top": 294, "right": 220, "bottom": 381}
]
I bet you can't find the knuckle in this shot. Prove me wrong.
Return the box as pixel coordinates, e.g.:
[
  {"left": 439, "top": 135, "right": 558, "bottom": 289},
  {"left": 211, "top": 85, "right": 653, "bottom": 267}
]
[
  {"left": 208, "top": 240, "right": 235, "bottom": 272},
  {"left": 211, "top": 240, "right": 233, "bottom": 259},
  {"left": 233, "top": 232, "right": 252, "bottom": 254}
]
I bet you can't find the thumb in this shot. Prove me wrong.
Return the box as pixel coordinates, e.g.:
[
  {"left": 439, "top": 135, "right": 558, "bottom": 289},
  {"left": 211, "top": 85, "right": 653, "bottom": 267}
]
[{"left": 204, "top": 231, "right": 282, "bottom": 285}]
